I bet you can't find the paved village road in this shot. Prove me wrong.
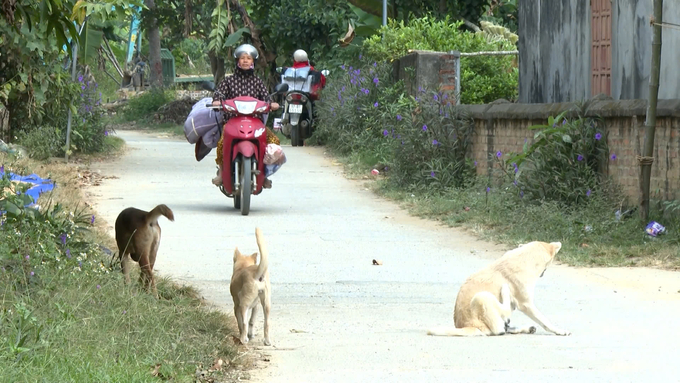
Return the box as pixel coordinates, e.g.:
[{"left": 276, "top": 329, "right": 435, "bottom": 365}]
[{"left": 88, "top": 130, "right": 680, "bottom": 383}]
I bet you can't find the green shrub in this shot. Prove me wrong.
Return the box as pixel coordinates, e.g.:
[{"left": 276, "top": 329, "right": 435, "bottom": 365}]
[
  {"left": 122, "top": 88, "right": 176, "bottom": 122},
  {"left": 499, "top": 108, "right": 615, "bottom": 206},
  {"left": 315, "top": 60, "right": 476, "bottom": 189},
  {"left": 361, "top": 16, "right": 518, "bottom": 104},
  {"left": 17, "top": 74, "right": 109, "bottom": 159}
]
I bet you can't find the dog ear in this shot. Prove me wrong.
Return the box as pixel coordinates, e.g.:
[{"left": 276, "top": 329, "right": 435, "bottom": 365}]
[
  {"left": 251, "top": 252, "right": 258, "bottom": 261},
  {"left": 549, "top": 242, "right": 562, "bottom": 256},
  {"left": 233, "top": 247, "right": 241, "bottom": 261}
]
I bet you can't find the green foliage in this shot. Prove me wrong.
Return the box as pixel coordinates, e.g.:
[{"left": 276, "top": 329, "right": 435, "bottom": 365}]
[
  {"left": 16, "top": 75, "right": 109, "bottom": 159},
  {"left": 481, "top": 0, "right": 518, "bottom": 32},
  {"left": 247, "top": 0, "right": 355, "bottom": 67},
  {"left": 0, "top": 170, "right": 238, "bottom": 380},
  {"left": 349, "top": 0, "right": 491, "bottom": 25},
  {"left": 314, "top": 59, "right": 476, "bottom": 190},
  {"left": 362, "top": 16, "right": 518, "bottom": 104},
  {"left": 500, "top": 109, "right": 612, "bottom": 206},
  {"left": 121, "top": 88, "right": 176, "bottom": 121}
]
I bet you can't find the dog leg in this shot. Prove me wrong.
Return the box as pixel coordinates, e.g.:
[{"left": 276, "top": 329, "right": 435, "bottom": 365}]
[
  {"left": 518, "top": 303, "right": 570, "bottom": 336},
  {"left": 504, "top": 319, "right": 537, "bottom": 334},
  {"left": 248, "top": 305, "right": 258, "bottom": 341},
  {"left": 239, "top": 306, "right": 251, "bottom": 344},
  {"left": 260, "top": 292, "right": 271, "bottom": 346},
  {"left": 121, "top": 254, "right": 132, "bottom": 285},
  {"left": 138, "top": 252, "right": 157, "bottom": 298}
]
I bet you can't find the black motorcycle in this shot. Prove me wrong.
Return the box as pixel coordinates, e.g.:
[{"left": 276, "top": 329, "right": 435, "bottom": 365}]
[{"left": 276, "top": 66, "right": 328, "bottom": 147}]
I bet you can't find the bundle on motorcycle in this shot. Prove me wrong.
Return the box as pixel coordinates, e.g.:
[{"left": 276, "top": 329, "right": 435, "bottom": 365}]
[
  {"left": 277, "top": 66, "right": 327, "bottom": 147},
  {"left": 183, "top": 96, "right": 223, "bottom": 161}
]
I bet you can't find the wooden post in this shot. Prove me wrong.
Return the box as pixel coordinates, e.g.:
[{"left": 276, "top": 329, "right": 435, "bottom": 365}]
[{"left": 640, "top": 0, "right": 663, "bottom": 221}]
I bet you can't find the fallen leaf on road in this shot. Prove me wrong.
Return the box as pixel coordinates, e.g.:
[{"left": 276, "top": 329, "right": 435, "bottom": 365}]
[
  {"left": 372, "top": 259, "right": 383, "bottom": 265},
  {"left": 580, "top": 243, "right": 589, "bottom": 248},
  {"left": 210, "top": 358, "right": 225, "bottom": 371},
  {"left": 290, "top": 329, "right": 307, "bottom": 333}
]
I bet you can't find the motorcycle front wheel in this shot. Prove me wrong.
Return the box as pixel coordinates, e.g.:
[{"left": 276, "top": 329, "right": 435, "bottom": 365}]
[{"left": 239, "top": 156, "right": 252, "bottom": 215}]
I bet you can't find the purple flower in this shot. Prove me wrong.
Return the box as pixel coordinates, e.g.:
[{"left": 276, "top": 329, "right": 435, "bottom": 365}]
[
  {"left": 486, "top": 187, "right": 491, "bottom": 192},
  {"left": 25, "top": 255, "right": 29, "bottom": 260},
  {"left": 520, "top": 190, "right": 524, "bottom": 198},
  {"left": 396, "top": 115, "right": 402, "bottom": 121},
  {"left": 0, "top": 165, "right": 3, "bottom": 174},
  {"left": 430, "top": 171, "right": 435, "bottom": 177},
  {"left": 30, "top": 271, "right": 34, "bottom": 276},
  {"left": 66, "top": 249, "right": 71, "bottom": 258},
  {"left": 373, "top": 62, "right": 377, "bottom": 67},
  {"left": 610, "top": 153, "right": 617, "bottom": 160},
  {"left": 474, "top": 161, "right": 478, "bottom": 166},
  {"left": 373, "top": 77, "right": 379, "bottom": 85},
  {"left": 434, "top": 94, "right": 439, "bottom": 101},
  {"left": 383, "top": 130, "right": 389, "bottom": 137},
  {"left": 341, "top": 86, "right": 346, "bottom": 91},
  {"left": 60, "top": 233, "right": 67, "bottom": 245},
  {"left": 374, "top": 102, "right": 379, "bottom": 107},
  {"left": 562, "top": 119, "right": 567, "bottom": 125},
  {"left": 595, "top": 133, "right": 602, "bottom": 140},
  {"left": 79, "top": 261, "right": 82, "bottom": 267},
  {"left": 90, "top": 215, "right": 95, "bottom": 224},
  {"left": 513, "top": 180, "right": 518, "bottom": 186},
  {"left": 341, "top": 64, "right": 346, "bottom": 70},
  {"left": 432, "top": 139, "right": 438, "bottom": 145},
  {"left": 104, "top": 130, "right": 108, "bottom": 136},
  {"left": 81, "top": 85, "right": 86, "bottom": 90},
  {"left": 418, "top": 86, "right": 424, "bottom": 93},
  {"left": 123, "top": 310, "right": 127, "bottom": 314},
  {"left": 496, "top": 151, "right": 502, "bottom": 158},
  {"left": 363, "top": 89, "right": 369, "bottom": 95},
  {"left": 577, "top": 154, "right": 584, "bottom": 161},
  {"left": 96, "top": 285, "right": 101, "bottom": 289},
  {"left": 397, "top": 134, "right": 401, "bottom": 139},
  {"left": 359, "top": 54, "right": 362, "bottom": 60},
  {"left": 349, "top": 66, "right": 353, "bottom": 70},
  {"left": 586, "top": 189, "right": 592, "bottom": 197},
  {"left": 422, "top": 125, "right": 427, "bottom": 131},
  {"left": 78, "top": 75, "right": 83, "bottom": 82}
]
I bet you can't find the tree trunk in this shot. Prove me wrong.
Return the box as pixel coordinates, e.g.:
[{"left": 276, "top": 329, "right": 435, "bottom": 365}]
[
  {"left": 184, "top": 0, "right": 193, "bottom": 37},
  {"left": 0, "top": 104, "right": 9, "bottom": 143},
  {"left": 209, "top": 50, "right": 226, "bottom": 84},
  {"left": 640, "top": 0, "right": 663, "bottom": 221},
  {"left": 144, "top": 0, "right": 163, "bottom": 88}
]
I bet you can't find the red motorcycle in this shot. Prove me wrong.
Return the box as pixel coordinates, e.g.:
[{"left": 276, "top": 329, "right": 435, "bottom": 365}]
[{"left": 209, "top": 83, "right": 288, "bottom": 215}]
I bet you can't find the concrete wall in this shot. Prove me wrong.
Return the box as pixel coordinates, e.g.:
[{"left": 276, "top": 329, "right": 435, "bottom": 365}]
[
  {"left": 518, "top": 0, "right": 680, "bottom": 103},
  {"left": 393, "top": 51, "right": 460, "bottom": 102},
  {"left": 459, "top": 99, "right": 680, "bottom": 201},
  {"left": 611, "top": 0, "right": 680, "bottom": 100},
  {"left": 518, "top": 0, "right": 591, "bottom": 104}
]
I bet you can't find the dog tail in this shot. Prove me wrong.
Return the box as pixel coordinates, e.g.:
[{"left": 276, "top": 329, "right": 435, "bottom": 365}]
[
  {"left": 146, "top": 204, "right": 175, "bottom": 224},
  {"left": 254, "top": 227, "right": 268, "bottom": 281},
  {"left": 426, "top": 326, "right": 485, "bottom": 337}
]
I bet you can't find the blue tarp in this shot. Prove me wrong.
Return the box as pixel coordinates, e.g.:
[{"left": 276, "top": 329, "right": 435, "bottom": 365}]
[{"left": 0, "top": 168, "right": 55, "bottom": 207}]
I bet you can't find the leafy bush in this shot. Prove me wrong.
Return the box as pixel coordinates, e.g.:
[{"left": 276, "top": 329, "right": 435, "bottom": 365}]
[
  {"left": 17, "top": 73, "right": 109, "bottom": 159},
  {"left": 499, "top": 109, "right": 615, "bottom": 206},
  {"left": 122, "top": 88, "right": 176, "bottom": 122},
  {"left": 315, "top": 59, "right": 476, "bottom": 189},
  {"left": 361, "top": 16, "right": 518, "bottom": 104}
]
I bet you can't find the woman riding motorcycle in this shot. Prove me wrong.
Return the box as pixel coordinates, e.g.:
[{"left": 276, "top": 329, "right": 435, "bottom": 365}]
[{"left": 211, "top": 44, "right": 280, "bottom": 188}]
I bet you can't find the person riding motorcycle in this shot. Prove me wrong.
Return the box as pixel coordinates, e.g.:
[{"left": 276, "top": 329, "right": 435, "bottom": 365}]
[
  {"left": 290, "top": 49, "right": 325, "bottom": 100},
  {"left": 211, "top": 44, "right": 280, "bottom": 188}
]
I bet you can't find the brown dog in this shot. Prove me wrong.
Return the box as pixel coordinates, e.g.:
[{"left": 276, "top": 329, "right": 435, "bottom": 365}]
[
  {"left": 230, "top": 227, "right": 271, "bottom": 345},
  {"left": 115, "top": 204, "right": 174, "bottom": 296}
]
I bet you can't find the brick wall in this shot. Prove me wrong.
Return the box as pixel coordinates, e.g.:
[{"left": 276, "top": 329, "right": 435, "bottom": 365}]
[{"left": 459, "top": 99, "right": 680, "bottom": 201}]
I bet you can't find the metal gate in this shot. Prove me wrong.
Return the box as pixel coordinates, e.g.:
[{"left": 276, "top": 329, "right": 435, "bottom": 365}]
[{"left": 591, "top": 0, "right": 612, "bottom": 97}]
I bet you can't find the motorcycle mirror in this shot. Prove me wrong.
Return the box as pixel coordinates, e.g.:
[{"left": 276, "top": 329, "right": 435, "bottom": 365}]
[
  {"left": 274, "top": 83, "right": 289, "bottom": 94},
  {"left": 321, "top": 70, "right": 330, "bottom": 76},
  {"left": 201, "top": 81, "right": 215, "bottom": 91}
]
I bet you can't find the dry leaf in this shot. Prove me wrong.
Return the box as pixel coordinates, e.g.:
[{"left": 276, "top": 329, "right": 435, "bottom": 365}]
[
  {"left": 372, "top": 259, "right": 383, "bottom": 266},
  {"left": 290, "top": 329, "right": 307, "bottom": 333},
  {"left": 231, "top": 335, "right": 243, "bottom": 345},
  {"left": 151, "top": 363, "right": 161, "bottom": 377},
  {"left": 210, "top": 358, "right": 225, "bottom": 371},
  {"left": 580, "top": 243, "right": 589, "bottom": 248}
]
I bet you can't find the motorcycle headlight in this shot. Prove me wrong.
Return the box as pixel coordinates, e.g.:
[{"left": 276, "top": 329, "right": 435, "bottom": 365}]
[
  {"left": 224, "top": 105, "right": 236, "bottom": 112},
  {"left": 255, "top": 105, "right": 268, "bottom": 113}
]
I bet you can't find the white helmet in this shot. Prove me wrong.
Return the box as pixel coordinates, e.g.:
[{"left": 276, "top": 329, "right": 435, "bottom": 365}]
[
  {"left": 293, "top": 49, "right": 308, "bottom": 63},
  {"left": 234, "top": 44, "right": 259, "bottom": 61}
]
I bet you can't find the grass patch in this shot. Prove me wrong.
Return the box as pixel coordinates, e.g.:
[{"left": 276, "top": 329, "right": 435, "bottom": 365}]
[
  {"left": 0, "top": 153, "right": 245, "bottom": 382},
  {"left": 371, "top": 178, "right": 680, "bottom": 269}
]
